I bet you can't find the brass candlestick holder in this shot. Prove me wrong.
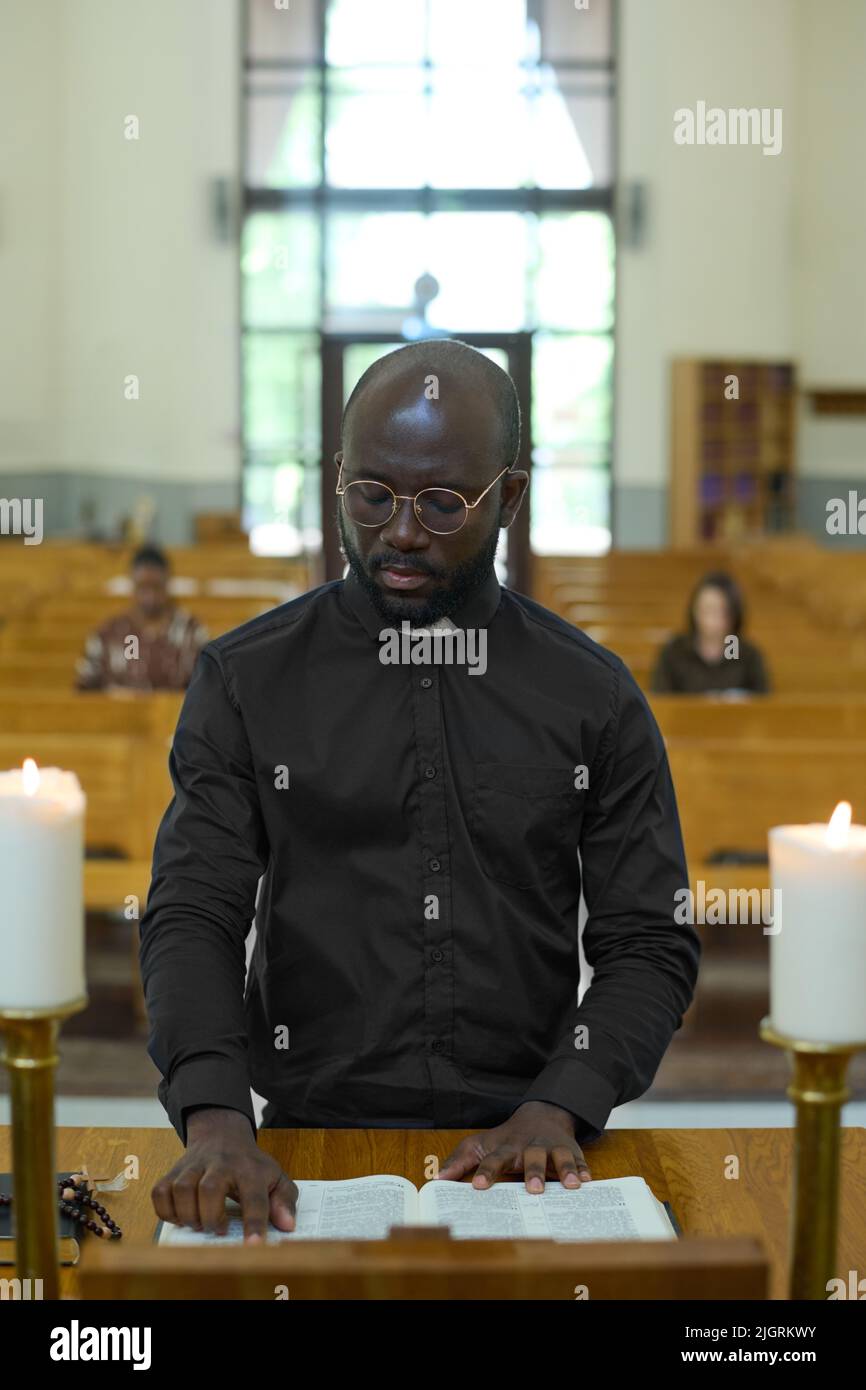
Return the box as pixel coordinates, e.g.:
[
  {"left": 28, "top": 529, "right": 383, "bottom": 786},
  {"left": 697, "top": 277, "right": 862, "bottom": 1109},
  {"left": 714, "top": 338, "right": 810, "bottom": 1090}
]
[
  {"left": 0, "top": 996, "right": 88, "bottom": 1301},
  {"left": 760, "top": 1016, "right": 866, "bottom": 1300}
]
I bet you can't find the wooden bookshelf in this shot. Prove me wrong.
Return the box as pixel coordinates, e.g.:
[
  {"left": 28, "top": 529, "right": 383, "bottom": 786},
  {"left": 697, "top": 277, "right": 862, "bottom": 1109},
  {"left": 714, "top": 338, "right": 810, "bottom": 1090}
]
[{"left": 670, "top": 358, "right": 797, "bottom": 546}]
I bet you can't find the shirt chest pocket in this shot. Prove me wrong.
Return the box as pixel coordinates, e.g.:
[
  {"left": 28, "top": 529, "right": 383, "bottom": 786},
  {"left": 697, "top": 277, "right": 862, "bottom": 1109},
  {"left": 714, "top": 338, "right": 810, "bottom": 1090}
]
[{"left": 468, "top": 762, "right": 581, "bottom": 889}]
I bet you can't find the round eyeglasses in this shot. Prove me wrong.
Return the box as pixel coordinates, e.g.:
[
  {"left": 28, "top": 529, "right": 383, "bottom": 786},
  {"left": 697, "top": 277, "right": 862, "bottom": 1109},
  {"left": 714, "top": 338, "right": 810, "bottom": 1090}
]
[{"left": 336, "top": 457, "right": 513, "bottom": 536}]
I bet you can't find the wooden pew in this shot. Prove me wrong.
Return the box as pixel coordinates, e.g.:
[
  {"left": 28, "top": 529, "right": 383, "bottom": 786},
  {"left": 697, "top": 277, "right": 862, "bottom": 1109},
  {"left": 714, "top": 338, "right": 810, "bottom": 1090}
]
[
  {"left": 0, "top": 725, "right": 175, "bottom": 1022},
  {"left": 12, "top": 593, "right": 285, "bottom": 622},
  {"left": 650, "top": 694, "right": 866, "bottom": 742},
  {"left": 0, "top": 689, "right": 182, "bottom": 739},
  {"left": 0, "top": 541, "right": 312, "bottom": 617},
  {"left": 534, "top": 550, "right": 724, "bottom": 613},
  {"left": 0, "top": 538, "right": 310, "bottom": 579},
  {"left": 0, "top": 695, "right": 180, "bottom": 1017},
  {"left": 659, "top": 713, "right": 857, "bottom": 916},
  {"left": 0, "top": 597, "right": 282, "bottom": 654},
  {"left": 0, "top": 733, "right": 172, "bottom": 862},
  {"left": 0, "top": 653, "right": 85, "bottom": 689},
  {"left": 663, "top": 724, "right": 862, "bottom": 1035},
  {"left": 537, "top": 543, "right": 866, "bottom": 647},
  {"left": 650, "top": 697, "right": 864, "bottom": 932},
  {"left": 715, "top": 537, "right": 866, "bottom": 630},
  {"left": 665, "top": 738, "right": 865, "bottom": 870},
  {"left": 84, "top": 860, "right": 153, "bottom": 915},
  {"left": 565, "top": 622, "right": 866, "bottom": 695}
]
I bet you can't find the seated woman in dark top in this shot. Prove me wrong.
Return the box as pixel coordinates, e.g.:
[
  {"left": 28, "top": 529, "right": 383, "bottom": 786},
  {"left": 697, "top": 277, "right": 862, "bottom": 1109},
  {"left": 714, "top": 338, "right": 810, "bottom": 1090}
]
[{"left": 650, "top": 571, "right": 770, "bottom": 695}]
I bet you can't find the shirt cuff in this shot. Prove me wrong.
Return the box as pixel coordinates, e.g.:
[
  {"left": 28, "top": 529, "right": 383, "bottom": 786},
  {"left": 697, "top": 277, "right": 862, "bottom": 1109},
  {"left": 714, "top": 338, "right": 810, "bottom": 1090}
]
[
  {"left": 520, "top": 1057, "right": 619, "bottom": 1142},
  {"left": 159, "top": 1057, "right": 256, "bottom": 1146}
]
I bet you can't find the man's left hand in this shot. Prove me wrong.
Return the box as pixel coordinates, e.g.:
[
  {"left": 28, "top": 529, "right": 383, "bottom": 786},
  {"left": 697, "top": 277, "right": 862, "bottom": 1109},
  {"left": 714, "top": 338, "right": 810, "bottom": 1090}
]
[{"left": 437, "top": 1101, "right": 593, "bottom": 1191}]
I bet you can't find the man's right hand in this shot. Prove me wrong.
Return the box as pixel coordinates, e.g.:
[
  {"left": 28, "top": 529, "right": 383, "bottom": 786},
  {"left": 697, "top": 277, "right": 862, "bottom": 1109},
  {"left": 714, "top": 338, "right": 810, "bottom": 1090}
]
[{"left": 150, "top": 1107, "right": 298, "bottom": 1243}]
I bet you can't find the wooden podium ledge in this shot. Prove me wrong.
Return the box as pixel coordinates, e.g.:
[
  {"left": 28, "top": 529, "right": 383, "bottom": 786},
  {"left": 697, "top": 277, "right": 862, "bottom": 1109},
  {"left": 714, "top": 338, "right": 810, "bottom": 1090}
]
[{"left": 80, "top": 1231, "right": 768, "bottom": 1301}]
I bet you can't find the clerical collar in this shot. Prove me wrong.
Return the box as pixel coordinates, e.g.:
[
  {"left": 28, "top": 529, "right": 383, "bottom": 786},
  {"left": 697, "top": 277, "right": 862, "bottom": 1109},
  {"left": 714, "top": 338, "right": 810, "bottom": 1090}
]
[{"left": 341, "top": 565, "right": 502, "bottom": 642}]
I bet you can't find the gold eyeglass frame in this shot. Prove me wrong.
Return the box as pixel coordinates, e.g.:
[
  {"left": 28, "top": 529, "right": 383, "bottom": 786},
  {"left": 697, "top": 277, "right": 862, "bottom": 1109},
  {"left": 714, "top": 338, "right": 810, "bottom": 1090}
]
[{"left": 335, "top": 454, "right": 514, "bottom": 536}]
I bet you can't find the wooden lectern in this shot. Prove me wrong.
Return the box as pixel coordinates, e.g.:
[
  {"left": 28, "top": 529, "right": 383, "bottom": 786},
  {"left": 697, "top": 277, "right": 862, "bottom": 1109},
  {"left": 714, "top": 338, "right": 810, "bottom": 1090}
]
[{"left": 80, "top": 1228, "right": 768, "bottom": 1300}]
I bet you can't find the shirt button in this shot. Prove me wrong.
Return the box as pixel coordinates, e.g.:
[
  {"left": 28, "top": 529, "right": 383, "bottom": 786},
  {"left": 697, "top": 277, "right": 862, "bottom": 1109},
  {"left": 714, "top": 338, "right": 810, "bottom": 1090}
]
[
  {"left": 429, "top": 858, "right": 441, "bottom": 872},
  {"left": 420, "top": 677, "right": 433, "bottom": 689},
  {"left": 424, "top": 765, "right": 437, "bottom": 779},
  {"left": 431, "top": 948, "right": 444, "bottom": 963},
  {"left": 431, "top": 1039, "right": 446, "bottom": 1053}
]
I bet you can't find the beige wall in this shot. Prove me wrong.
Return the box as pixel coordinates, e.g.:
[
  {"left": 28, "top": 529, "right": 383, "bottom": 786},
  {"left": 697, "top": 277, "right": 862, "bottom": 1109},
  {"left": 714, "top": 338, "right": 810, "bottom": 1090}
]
[
  {"left": 616, "top": 0, "right": 866, "bottom": 518},
  {"left": 0, "top": 0, "right": 241, "bottom": 486},
  {"left": 616, "top": 0, "right": 797, "bottom": 494},
  {"left": 0, "top": 0, "right": 62, "bottom": 467},
  {"left": 794, "top": 0, "right": 866, "bottom": 483}
]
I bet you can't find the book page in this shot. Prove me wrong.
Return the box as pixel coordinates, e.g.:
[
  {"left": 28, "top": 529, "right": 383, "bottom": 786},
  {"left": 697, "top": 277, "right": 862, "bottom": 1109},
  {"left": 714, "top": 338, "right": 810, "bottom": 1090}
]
[
  {"left": 157, "top": 1175, "right": 418, "bottom": 1244},
  {"left": 418, "top": 1177, "right": 675, "bottom": 1240}
]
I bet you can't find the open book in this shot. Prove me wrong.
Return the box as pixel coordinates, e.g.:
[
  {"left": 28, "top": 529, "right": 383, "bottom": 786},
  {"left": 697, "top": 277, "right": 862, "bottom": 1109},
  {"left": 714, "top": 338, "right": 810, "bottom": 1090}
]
[{"left": 156, "top": 1175, "right": 678, "bottom": 1244}]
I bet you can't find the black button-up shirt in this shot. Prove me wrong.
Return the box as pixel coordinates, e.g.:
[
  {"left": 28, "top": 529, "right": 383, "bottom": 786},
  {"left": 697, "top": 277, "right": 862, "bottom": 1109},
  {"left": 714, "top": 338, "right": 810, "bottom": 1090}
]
[{"left": 140, "top": 568, "right": 700, "bottom": 1147}]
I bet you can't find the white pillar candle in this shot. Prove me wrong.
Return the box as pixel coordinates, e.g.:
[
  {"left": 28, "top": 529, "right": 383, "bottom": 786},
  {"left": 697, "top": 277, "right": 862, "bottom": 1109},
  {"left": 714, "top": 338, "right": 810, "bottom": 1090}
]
[
  {"left": 769, "top": 803, "right": 866, "bottom": 1043},
  {"left": 0, "top": 759, "right": 86, "bottom": 1010}
]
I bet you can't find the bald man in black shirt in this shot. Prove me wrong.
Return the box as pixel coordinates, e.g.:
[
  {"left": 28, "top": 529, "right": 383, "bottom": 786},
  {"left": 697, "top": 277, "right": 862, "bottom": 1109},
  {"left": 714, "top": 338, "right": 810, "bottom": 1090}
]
[{"left": 142, "top": 339, "right": 700, "bottom": 1242}]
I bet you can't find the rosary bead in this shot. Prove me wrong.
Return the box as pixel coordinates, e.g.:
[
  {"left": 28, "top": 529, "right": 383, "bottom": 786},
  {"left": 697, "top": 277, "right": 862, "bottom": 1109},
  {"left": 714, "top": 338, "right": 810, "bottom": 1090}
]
[{"left": 0, "top": 1185, "right": 120, "bottom": 1239}]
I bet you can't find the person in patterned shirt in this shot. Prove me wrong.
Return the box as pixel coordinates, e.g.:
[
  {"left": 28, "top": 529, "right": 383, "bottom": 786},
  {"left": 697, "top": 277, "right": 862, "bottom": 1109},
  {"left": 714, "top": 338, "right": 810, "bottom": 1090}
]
[{"left": 75, "top": 544, "right": 209, "bottom": 692}]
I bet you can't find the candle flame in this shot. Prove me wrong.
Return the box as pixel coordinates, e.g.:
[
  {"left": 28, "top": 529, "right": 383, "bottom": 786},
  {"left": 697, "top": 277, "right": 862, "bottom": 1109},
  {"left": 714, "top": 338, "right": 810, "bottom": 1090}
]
[
  {"left": 21, "top": 757, "right": 40, "bottom": 796},
  {"left": 826, "top": 800, "right": 852, "bottom": 849}
]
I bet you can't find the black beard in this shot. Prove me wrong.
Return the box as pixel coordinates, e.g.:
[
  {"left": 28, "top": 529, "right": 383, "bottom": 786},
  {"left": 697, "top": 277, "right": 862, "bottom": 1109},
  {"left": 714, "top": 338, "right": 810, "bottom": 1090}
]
[{"left": 338, "top": 507, "right": 501, "bottom": 628}]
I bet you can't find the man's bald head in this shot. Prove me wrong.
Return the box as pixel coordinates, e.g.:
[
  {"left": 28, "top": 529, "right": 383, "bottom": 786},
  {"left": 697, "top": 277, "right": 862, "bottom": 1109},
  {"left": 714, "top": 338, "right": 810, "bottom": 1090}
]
[
  {"left": 336, "top": 338, "right": 529, "bottom": 626},
  {"left": 341, "top": 338, "right": 521, "bottom": 471}
]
